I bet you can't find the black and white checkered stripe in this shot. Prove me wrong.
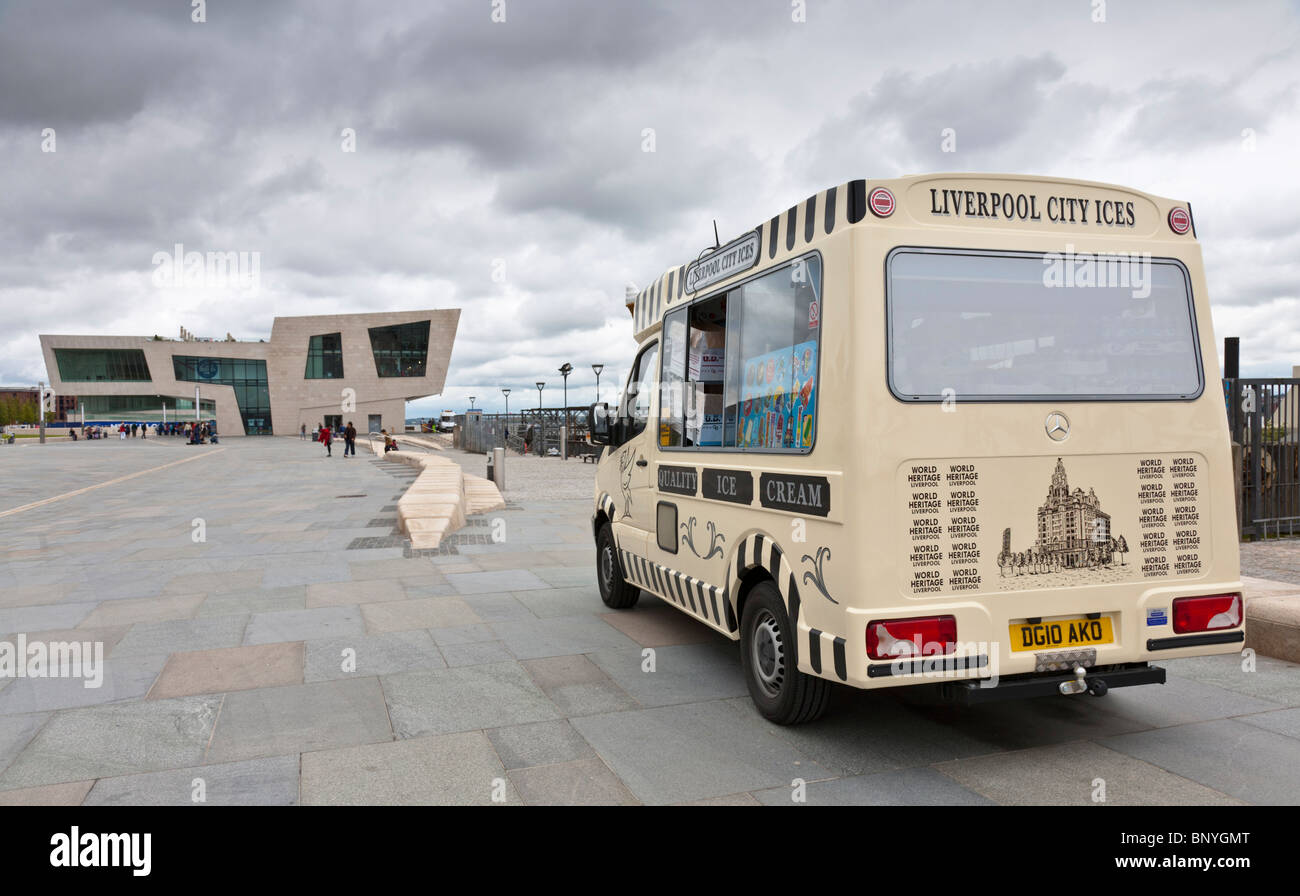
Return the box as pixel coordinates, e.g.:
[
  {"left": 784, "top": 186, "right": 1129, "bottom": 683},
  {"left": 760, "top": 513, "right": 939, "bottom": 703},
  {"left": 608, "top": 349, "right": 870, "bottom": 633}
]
[
  {"left": 629, "top": 181, "right": 868, "bottom": 339},
  {"left": 723, "top": 532, "right": 846, "bottom": 681},
  {"left": 596, "top": 492, "right": 617, "bottom": 524},
  {"left": 618, "top": 549, "right": 734, "bottom": 637}
]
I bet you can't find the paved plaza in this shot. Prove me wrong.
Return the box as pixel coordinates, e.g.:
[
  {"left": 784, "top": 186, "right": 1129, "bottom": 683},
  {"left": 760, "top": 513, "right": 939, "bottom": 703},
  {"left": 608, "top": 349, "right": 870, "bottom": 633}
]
[{"left": 1, "top": 436, "right": 1299, "bottom": 805}]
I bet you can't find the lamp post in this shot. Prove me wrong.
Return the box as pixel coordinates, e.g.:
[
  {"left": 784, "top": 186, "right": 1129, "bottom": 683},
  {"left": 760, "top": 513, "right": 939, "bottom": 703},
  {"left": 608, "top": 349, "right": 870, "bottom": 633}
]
[
  {"left": 468, "top": 396, "right": 476, "bottom": 411},
  {"left": 535, "top": 381, "right": 545, "bottom": 413},
  {"left": 558, "top": 364, "right": 573, "bottom": 460},
  {"left": 592, "top": 363, "right": 604, "bottom": 403},
  {"left": 502, "top": 387, "right": 511, "bottom": 431}
]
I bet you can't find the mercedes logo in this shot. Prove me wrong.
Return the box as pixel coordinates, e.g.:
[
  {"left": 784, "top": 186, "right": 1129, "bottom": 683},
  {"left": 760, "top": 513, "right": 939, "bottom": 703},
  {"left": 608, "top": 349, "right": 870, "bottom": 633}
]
[{"left": 1045, "top": 412, "right": 1070, "bottom": 442}]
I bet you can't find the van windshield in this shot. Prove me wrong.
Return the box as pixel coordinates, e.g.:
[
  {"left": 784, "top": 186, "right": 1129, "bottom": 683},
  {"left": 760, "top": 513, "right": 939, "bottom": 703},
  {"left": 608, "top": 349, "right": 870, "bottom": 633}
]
[{"left": 887, "top": 248, "right": 1203, "bottom": 401}]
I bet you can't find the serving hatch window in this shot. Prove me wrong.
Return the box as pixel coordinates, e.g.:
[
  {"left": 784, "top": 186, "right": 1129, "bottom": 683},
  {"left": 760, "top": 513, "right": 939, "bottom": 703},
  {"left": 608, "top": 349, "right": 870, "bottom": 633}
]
[
  {"left": 887, "top": 248, "right": 1203, "bottom": 401},
  {"left": 660, "top": 254, "right": 821, "bottom": 452}
]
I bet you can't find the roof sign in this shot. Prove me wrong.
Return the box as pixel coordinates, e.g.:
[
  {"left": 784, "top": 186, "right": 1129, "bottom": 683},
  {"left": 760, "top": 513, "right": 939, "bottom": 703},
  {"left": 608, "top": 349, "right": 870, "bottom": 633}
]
[{"left": 684, "top": 231, "right": 760, "bottom": 295}]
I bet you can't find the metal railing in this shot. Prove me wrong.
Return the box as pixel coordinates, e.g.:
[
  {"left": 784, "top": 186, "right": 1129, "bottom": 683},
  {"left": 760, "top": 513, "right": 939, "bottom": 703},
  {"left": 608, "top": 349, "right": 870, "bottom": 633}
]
[
  {"left": 1226, "top": 377, "right": 1300, "bottom": 540},
  {"left": 454, "top": 409, "right": 591, "bottom": 458}
]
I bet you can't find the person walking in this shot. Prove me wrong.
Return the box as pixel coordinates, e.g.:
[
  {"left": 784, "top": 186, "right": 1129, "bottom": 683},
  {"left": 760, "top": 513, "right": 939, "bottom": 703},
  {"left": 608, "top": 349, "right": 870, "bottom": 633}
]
[
  {"left": 300, "top": 423, "right": 307, "bottom": 440},
  {"left": 319, "top": 423, "right": 333, "bottom": 457},
  {"left": 344, "top": 421, "right": 356, "bottom": 457}
]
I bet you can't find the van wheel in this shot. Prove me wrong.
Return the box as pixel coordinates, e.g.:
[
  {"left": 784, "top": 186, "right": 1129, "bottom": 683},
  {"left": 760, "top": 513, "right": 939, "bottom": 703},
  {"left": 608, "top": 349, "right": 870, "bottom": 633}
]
[
  {"left": 740, "top": 582, "right": 830, "bottom": 725},
  {"left": 596, "top": 524, "right": 639, "bottom": 609}
]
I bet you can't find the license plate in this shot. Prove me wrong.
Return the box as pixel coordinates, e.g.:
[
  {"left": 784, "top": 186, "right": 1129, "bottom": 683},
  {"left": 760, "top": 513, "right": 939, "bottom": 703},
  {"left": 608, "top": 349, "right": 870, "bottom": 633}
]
[{"left": 1009, "top": 617, "right": 1113, "bottom": 652}]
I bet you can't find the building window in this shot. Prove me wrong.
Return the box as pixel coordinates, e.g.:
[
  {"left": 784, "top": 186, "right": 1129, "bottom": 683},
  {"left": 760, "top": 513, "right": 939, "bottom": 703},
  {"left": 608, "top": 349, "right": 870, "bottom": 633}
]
[
  {"left": 53, "top": 348, "right": 151, "bottom": 382},
  {"left": 304, "top": 333, "right": 344, "bottom": 379},
  {"left": 172, "top": 356, "right": 273, "bottom": 435},
  {"left": 369, "top": 321, "right": 430, "bottom": 377},
  {"left": 79, "top": 395, "right": 216, "bottom": 421}
]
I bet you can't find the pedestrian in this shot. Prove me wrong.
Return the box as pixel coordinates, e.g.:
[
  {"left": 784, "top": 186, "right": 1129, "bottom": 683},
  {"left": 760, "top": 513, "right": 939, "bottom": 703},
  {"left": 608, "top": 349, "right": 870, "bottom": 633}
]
[
  {"left": 300, "top": 423, "right": 307, "bottom": 440},
  {"left": 524, "top": 424, "right": 534, "bottom": 455},
  {"left": 319, "top": 422, "right": 333, "bottom": 457},
  {"left": 344, "top": 421, "right": 356, "bottom": 457}
]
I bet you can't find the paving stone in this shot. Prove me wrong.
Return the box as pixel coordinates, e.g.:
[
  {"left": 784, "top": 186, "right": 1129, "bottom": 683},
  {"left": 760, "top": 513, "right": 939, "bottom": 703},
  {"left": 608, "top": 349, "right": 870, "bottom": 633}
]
[
  {"left": 0, "top": 712, "right": 50, "bottom": 776},
  {"left": 679, "top": 792, "right": 762, "bottom": 806},
  {"left": 197, "top": 589, "right": 306, "bottom": 618},
  {"left": 446, "top": 569, "right": 551, "bottom": 594},
  {"left": 148, "top": 642, "right": 305, "bottom": 699},
  {"left": 489, "top": 615, "right": 638, "bottom": 660},
  {"left": 84, "top": 755, "right": 300, "bottom": 806},
  {"left": 243, "top": 606, "right": 363, "bottom": 645},
  {"left": 0, "top": 696, "right": 221, "bottom": 789},
  {"left": 306, "top": 581, "right": 410, "bottom": 608},
  {"left": 206, "top": 677, "right": 393, "bottom": 763},
  {"left": 1162, "top": 653, "right": 1300, "bottom": 707},
  {"left": 78, "top": 593, "right": 204, "bottom": 629},
  {"left": 0, "top": 652, "right": 168, "bottom": 714},
  {"left": 587, "top": 642, "right": 746, "bottom": 707},
  {"left": 0, "top": 780, "right": 94, "bottom": 805},
  {"left": 1100, "top": 719, "right": 1300, "bottom": 804},
  {"left": 113, "top": 615, "right": 250, "bottom": 657},
  {"left": 571, "top": 700, "right": 832, "bottom": 805},
  {"left": 382, "top": 662, "right": 563, "bottom": 737},
  {"left": 439, "top": 640, "right": 516, "bottom": 667},
  {"left": 360, "top": 597, "right": 481, "bottom": 634},
  {"left": 1236, "top": 706, "right": 1300, "bottom": 740},
  {"left": 509, "top": 758, "right": 638, "bottom": 805},
  {"left": 934, "top": 740, "right": 1242, "bottom": 805},
  {"left": 301, "top": 731, "right": 516, "bottom": 805},
  {"left": 511, "top": 587, "right": 604, "bottom": 618},
  {"left": 486, "top": 719, "right": 597, "bottom": 770},
  {"left": 753, "top": 767, "right": 994, "bottom": 806},
  {"left": 0, "top": 602, "right": 98, "bottom": 633},
  {"left": 458, "top": 593, "right": 534, "bottom": 622},
  {"left": 599, "top": 606, "right": 723, "bottom": 647},
  {"left": 305, "top": 630, "right": 444, "bottom": 681},
  {"left": 428, "top": 623, "right": 498, "bottom": 646}
]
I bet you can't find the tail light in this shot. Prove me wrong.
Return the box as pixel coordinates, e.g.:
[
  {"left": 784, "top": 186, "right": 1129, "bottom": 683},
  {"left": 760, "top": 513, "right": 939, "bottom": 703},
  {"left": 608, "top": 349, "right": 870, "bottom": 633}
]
[
  {"left": 1172, "top": 593, "right": 1241, "bottom": 634},
  {"left": 866, "top": 615, "right": 957, "bottom": 660}
]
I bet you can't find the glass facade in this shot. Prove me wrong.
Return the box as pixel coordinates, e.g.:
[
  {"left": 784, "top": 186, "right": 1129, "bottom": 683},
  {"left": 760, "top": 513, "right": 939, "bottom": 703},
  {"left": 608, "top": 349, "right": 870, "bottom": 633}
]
[
  {"left": 369, "top": 321, "right": 430, "bottom": 377},
  {"left": 80, "top": 395, "right": 215, "bottom": 422},
  {"left": 305, "top": 333, "right": 344, "bottom": 379},
  {"left": 54, "top": 348, "right": 151, "bottom": 382},
  {"left": 172, "top": 356, "right": 272, "bottom": 434}
]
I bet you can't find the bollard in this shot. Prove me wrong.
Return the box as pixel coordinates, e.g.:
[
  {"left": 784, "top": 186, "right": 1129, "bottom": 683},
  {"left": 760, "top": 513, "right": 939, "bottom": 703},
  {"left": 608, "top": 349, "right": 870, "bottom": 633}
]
[{"left": 494, "top": 447, "right": 505, "bottom": 490}]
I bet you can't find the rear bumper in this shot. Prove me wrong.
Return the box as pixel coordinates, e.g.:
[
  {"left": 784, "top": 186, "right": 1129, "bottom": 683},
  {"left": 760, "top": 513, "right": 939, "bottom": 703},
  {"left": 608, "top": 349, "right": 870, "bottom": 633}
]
[{"left": 937, "top": 662, "right": 1166, "bottom": 705}]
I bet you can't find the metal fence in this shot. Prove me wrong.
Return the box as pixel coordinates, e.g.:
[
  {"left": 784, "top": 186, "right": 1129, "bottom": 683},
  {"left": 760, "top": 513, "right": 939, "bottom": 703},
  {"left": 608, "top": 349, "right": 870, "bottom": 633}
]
[
  {"left": 454, "top": 408, "right": 591, "bottom": 458},
  {"left": 1226, "top": 378, "right": 1300, "bottom": 540}
]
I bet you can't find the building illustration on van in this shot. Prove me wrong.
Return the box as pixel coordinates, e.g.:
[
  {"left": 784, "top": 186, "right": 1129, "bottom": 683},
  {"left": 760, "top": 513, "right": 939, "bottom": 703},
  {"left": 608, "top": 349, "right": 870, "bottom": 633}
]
[{"left": 999, "top": 458, "right": 1130, "bottom": 578}]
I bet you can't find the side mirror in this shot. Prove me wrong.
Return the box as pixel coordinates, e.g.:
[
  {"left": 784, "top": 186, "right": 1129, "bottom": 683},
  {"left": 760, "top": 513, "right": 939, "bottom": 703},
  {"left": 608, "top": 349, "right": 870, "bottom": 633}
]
[{"left": 589, "top": 403, "right": 612, "bottom": 445}]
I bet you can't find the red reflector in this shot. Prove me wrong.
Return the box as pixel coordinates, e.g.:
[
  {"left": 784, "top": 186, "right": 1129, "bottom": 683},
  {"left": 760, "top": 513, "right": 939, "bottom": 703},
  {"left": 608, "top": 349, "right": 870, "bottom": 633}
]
[
  {"left": 868, "top": 187, "right": 895, "bottom": 217},
  {"left": 1168, "top": 207, "right": 1191, "bottom": 234},
  {"left": 866, "top": 615, "right": 957, "bottom": 660},
  {"left": 1172, "top": 593, "right": 1241, "bottom": 634}
]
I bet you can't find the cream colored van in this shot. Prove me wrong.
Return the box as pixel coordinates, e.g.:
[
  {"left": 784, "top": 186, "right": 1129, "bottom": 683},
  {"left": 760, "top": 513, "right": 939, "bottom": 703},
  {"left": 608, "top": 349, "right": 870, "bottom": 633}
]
[{"left": 588, "top": 173, "right": 1243, "bottom": 724}]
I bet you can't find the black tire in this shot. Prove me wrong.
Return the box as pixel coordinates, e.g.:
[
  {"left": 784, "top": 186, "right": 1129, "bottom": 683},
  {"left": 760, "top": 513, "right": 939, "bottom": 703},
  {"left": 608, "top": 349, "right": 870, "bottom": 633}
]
[
  {"left": 596, "top": 524, "right": 639, "bottom": 609},
  {"left": 740, "top": 581, "right": 830, "bottom": 725}
]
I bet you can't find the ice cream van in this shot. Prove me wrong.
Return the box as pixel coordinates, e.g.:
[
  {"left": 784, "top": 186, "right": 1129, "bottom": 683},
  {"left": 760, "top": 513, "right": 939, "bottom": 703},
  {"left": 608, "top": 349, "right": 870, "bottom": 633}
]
[{"left": 588, "top": 173, "right": 1243, "bottom": 724}]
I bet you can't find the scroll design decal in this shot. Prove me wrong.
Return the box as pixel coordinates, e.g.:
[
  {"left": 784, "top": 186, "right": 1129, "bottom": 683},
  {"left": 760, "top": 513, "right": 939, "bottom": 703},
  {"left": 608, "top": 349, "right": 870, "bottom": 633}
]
[
  {"left": 680, "top": 516, "right": 726, "bottom": 559},
  {"left": 617, "top": 448, "right": 639, "bottom": 518},
  {"left": 801, "top": 546, "right": 837, "bottom": 604}
]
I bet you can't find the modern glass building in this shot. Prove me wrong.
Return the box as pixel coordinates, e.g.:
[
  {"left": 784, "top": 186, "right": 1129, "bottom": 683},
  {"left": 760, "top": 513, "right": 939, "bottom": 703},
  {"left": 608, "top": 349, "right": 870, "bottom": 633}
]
[{"left": 40, "top": 310, "right": 460, "bottom": 436}]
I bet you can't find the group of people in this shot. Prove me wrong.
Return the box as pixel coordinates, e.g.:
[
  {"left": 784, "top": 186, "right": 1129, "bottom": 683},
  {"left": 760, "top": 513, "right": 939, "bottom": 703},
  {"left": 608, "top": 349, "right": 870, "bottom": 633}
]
[
  {"left": 78, "top": 421, "right": 216, "bottom": 443},
  {"left": 312, "top": 421, "right": 358, "bottom": 457}
]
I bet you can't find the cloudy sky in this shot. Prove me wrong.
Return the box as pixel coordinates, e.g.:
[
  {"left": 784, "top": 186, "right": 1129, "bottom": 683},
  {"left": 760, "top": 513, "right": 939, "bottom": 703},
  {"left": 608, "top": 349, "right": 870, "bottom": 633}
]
[{"left": 2, "top": 0, "right": 1298, "bottom": 415}]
